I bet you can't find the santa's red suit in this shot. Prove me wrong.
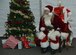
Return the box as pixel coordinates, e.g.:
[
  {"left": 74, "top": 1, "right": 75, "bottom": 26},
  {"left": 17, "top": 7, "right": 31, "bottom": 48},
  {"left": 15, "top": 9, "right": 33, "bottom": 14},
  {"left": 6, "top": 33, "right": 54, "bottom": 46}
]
[
  {"left": 54, "top": 6, "right": 71, "bottom": 24},
  {"left": 38, "top": 12, "right": 63, "bottom": 54},
  {"left": 39, "top": 13, "right": 54, "bottom": 48},
  {"left": 38, "top": 5, "right": 53, "bottom": 49},
  {"left": 54, "top": 6, "right": 72, "bottom": 46},
  {"left": 48, "top": 30, "right": 60, "bottom": 50},
  {"left": 38, "top": 13, "right": 61, "bottom": 53},
  {"left": 38, "top": 5, "right": 64, "bottom": 51}
]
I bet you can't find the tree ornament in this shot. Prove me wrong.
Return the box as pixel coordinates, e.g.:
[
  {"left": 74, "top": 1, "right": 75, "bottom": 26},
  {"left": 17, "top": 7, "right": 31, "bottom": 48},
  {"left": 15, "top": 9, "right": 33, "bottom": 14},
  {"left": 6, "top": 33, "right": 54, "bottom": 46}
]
[
  {"left": 5, "top": 0, "right": 36, "bottom": 45},
  {"left": 24, "top": 15, "right": 29, "bottom": 18},
  {"left": 14, "top": 16, "right": 16, "bottom": 18}
]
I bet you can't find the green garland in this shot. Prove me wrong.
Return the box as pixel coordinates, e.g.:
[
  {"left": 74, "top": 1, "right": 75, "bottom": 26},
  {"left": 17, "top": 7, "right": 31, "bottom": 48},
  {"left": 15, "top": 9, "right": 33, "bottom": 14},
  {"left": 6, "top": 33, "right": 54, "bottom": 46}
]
[
  {"left": 10, "top": 9, "right": 29, "bottom": 19},
  {"left": 11, "top": 0, "right": 30, "bottom": 8},
  {"left": 11, "top": 0, "right": 20, "bottom": 7}
]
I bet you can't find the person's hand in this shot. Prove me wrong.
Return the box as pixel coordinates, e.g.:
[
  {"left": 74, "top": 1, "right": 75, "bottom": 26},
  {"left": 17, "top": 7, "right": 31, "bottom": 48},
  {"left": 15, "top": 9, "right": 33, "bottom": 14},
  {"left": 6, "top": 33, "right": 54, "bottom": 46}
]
[{"left": 40, "top": 27, "right": 45, "bottom": 31}]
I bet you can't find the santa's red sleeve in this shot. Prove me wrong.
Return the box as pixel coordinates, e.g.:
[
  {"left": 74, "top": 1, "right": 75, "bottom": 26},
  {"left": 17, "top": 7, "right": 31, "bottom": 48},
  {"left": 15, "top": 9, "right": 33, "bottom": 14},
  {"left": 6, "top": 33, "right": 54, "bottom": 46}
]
[
  {"left": 52, "top": 14, "right": 64, "bottom": 29},
  {"left": 39, "top": 16, "right": 45, "bottom": 31},
  {"left": 39, "top": 16, "right": 48, "bottom": 35}
]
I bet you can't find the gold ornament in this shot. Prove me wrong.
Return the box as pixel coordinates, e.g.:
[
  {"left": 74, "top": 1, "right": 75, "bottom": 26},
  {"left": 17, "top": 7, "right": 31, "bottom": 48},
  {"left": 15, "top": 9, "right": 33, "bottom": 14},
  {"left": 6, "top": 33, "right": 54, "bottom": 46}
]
[
  {"left": 14, "top": 16, "right": 16, "bottom": 18},
  {"left": 9, "top": 28, "right": 12, "bottom": 30},
  {"left": 13, "top": 27, "right": 17, "bottom": 30},
  {"left": 25, "top": 2, "right": 27, "bottom": 4},
  {"left": 17, "top": 27, "right": 20, "bottom": 31},
  {"left": 22, "top": 28, "right": 26, "bottom": 31}
]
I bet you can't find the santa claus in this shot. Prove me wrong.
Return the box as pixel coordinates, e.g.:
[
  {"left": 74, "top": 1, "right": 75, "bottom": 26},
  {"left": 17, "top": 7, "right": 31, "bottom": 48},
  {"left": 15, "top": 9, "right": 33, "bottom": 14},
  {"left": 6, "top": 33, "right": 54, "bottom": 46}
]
[
  {"left": 48, "top": 29, "right": 61, "bottom": 54},
  {"left": 37, "top": 5, "right": 63, "bottom": 54},
  {"left": 38, "top": 5, "right": 54, "bottom": 53},
  {"left": 54, "top": 1, "right": 73, "bottom": 47}
]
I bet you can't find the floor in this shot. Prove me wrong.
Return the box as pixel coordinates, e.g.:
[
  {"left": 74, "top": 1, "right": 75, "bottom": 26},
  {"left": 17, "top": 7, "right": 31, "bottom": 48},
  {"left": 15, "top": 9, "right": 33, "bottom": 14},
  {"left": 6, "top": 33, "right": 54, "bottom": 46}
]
[{"left": 0, "top": 38, "right": 76, "bottom": 55}]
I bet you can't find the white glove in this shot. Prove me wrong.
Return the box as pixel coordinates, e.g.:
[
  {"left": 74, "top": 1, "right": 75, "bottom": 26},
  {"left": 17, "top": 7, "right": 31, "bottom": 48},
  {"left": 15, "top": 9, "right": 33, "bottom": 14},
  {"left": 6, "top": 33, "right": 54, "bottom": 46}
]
[
  {"left": 37, "top": 32, "right": 46, "bottom": 40},
  {"left": 40, "top": 27, "right": 45, "bottom": 31}
]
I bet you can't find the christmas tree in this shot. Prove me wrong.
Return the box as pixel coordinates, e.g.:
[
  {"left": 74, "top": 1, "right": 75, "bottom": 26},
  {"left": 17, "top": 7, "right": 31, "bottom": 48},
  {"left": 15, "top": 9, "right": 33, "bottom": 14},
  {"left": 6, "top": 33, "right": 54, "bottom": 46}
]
[{"left": 5, "top": 0, "right": 36, "bottom": 38}]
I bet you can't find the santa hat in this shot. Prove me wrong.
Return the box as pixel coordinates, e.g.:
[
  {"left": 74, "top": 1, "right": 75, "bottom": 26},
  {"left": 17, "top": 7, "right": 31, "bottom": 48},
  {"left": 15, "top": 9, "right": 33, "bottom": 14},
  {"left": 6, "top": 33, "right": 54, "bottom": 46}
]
[{"left": 44, "top": 5, "right": 53, "bottom": 12}]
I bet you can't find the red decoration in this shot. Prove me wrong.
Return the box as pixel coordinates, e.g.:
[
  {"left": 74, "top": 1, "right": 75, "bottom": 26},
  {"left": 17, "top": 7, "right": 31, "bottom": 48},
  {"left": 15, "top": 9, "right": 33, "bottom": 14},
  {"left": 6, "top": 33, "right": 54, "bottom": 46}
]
[
  {"left": 15, "top": 21, "right": 23, "bottom": 24},
  {"left": 21, "top": 36, "right": 31, "bottom": 48},
  {"left": 6, "top": 21, "right": 12, "bottom": 24},
  {"left": 54, "top": 6, "right": 64, "bottom": 21}
]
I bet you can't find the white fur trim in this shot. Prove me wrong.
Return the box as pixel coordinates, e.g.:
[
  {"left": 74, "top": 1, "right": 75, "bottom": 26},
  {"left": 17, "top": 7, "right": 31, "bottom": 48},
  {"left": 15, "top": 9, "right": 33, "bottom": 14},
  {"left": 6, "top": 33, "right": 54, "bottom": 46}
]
[
  {"left": 48, "top": 29, "right": 54, "bottom": 37},
  {"left": 49, "top": 13, "right": 53, "bottom": 16},
  {"left": 68, "top": 24, "right": 72, "bottom": 31},
  {"left": 54, "top": 31, "right": 60, "bottom": 36},
  {"left": 67, "top": 12, "right": 72, "bottom": 22},
  {"left": 36, "top": 26, "right": 39, "bottom": 32},
  {"left": 40, "top": 27, "right": 45, "bottom": 31},
  {"left": 63, "top": 7, "right": 66, "bottom": 13},
  {"left": 61, "top": 32, "right": 69, "bottom": 39},
  {"left": 57, "top": 28, "right": 60, "bottom": 30},
  {"left": 70, "top": 36, "right": 73, "bottom": 44},
  {"left": 69, "top": 33, "right": 73, "bottom": 44},
  {"left": 48, "top": 30, "right": 56, "bottom": 40},
  {"left": 44, "top": 8, "right": 50, "bottom": 11},
  {"left": 50, "top": 42, "right": 59, "bottom": 50},
  {"left": 48, "top": 30, "right": 60, "bottom": 40},
  {"left": 63, "top": 7, "right": 68, "bottom": 23},
  {"left": 40, "top": 41, "right": 49, "bottom": 48},
  {"left": 37, "top": 32, "right": 46, "bottom": 40},
  {"left": 68, "top": 12, "right": 72, "bottom": 16}
]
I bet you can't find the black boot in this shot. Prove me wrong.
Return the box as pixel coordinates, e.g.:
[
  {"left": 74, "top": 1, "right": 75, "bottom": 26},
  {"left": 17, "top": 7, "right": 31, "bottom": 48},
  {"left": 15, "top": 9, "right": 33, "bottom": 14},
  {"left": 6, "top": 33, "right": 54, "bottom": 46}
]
[
  {"left": 41, "top": 48, "right": 48, "bottom": 53},
  {"left": 58, "top": 47, "right": 62, "bottom": 53},
  {"left": 63, "top": 40, "right": 66, "bottom": 48},
  {"left": 59, "top": 41, "right": 63, "bottom": 53},
  {"left": 51, "top": 50, "right": 56, "bottom": 55},
  {"left": 50, "top": 48, "right": 56, "bottom": 55}
]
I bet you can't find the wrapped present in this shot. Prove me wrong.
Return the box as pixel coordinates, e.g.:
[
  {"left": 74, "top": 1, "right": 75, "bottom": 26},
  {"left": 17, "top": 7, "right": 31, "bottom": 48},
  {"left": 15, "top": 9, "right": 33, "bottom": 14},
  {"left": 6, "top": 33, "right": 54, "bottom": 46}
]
[
  {"left": 3, "top": 43, "right": 9, "bottom": 48},
  {"left": 27, "top": 36, "right": 36, "bottom": 47},
  {"left": 4, "top": 35, "right": 19, "bottom": 49},
  {"left": 2, "top": 39, "right": 9, "bottom": 48},
  {"left": 29, "top": 42, "right": 36, "bottom": 47},
  {"left": 21, "top": 36, "right": 31, "bottom": 48},
  {"left": 18, "top": 41, "right": 22, "bottom": 49},
  {"left": 2, "top": 39, "right": 7, "bottom": 44}
]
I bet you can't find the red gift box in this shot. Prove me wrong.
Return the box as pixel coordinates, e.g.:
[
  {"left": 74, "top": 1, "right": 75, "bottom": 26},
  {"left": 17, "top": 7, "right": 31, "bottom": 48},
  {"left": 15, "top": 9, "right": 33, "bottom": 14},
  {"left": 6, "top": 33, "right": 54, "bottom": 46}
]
[
  {"left": 4, "top": 35, "right": 19, "bottom": 49},
  {"left": 21, "top": 36, "right": 31, "bottom": 48}
]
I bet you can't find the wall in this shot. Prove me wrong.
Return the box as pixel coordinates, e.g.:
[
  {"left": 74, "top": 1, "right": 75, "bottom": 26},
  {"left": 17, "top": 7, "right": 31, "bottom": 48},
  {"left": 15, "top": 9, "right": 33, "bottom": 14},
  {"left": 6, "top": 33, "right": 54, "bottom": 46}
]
[{"left": 0, "top": 0, "right": 10, "bottom": 36}]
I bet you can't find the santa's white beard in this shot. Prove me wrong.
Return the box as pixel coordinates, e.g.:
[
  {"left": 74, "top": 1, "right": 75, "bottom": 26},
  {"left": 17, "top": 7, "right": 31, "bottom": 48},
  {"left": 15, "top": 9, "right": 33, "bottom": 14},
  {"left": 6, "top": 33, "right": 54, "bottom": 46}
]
[{"left": 43, "top": 13, "right": 53, "bottom": 27}]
